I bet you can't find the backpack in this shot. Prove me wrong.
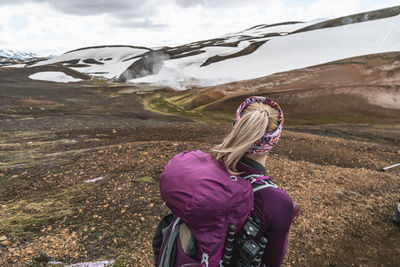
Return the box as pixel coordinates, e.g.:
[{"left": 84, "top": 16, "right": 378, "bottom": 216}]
[{"left": 153, "top": 150, "right": 278, "bottom": 267}]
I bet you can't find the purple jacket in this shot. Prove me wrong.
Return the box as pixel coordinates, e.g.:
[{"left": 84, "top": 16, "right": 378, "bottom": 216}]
[{"left": 237, "top": 157, "right": 294, "bottom": 267}]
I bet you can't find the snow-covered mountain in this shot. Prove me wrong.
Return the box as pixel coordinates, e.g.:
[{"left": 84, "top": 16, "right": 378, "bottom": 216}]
[
  {"left": 0, "top": 49, "right": 39, "bottom": 60},
  {"left": 33, "top": 45, "right": 152, "bottom": 81},
  {"left": 30, "top": 6, "right": 400, "bottom": 89},
  {"left": 0, "top": 49, "right": 47, "bottom": 67}
]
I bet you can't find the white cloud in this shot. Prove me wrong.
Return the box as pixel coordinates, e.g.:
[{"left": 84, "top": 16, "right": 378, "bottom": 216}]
[{"left": 0, "top": 0, "right": 167, "bottom": 16}]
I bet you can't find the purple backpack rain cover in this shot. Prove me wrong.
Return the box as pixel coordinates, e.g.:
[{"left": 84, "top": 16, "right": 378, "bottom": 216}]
[{"left": 159, "top": 150, "right": 255, "bottom": 267}]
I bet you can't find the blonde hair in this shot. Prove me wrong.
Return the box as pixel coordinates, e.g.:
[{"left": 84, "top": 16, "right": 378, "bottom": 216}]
[{"left": 212, "top": 102, "right": 280, "bottom": 174}]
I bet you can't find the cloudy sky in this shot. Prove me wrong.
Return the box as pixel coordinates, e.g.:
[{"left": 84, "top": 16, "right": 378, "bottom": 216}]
[{"left": 0, "top": 0, "right": 398, "bottom": 56}]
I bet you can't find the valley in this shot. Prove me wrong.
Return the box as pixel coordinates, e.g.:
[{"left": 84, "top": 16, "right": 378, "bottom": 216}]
[{"left": 0, "top": 60, "right": 399, "bottom": 266}]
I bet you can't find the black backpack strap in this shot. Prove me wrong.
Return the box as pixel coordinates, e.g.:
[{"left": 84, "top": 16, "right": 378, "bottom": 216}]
[
  {"left": 153, "top": 214, "right": 174, "bottom": 266},
  {"left": 158, "top": 216, "right": 180, "bottom": 267},
  {"left": 153, "top": 214, "right": 179, "bottom": 267}
]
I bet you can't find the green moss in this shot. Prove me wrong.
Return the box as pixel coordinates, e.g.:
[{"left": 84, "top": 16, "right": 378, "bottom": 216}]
[
  {"left": 165, "top": 91, "right": 204, "bottom": 110},
  {"left": 136, "top": 176, "right": 154, "bottom": 184},
  {"left": 0, "top": 197, "right": 73, "bottom": 237},
  {"left": 90, "top": 77, "right": 110, "bottom": 85},
  {"left": 0, "top": 148, "right": 94, "bottom": 169},
  {"left": 0, "top": 130, "right": 100, "bottom": 168},
  {"left": 143, "top": 92, "right": 388, "bottom": 126},
  {"left": 111, "top": 259, "right": 126, "bottom": 267},
  {"left": 0, "top": 181, "right": 105, "bottom": 238},
  {"left": 142, "top": 93, "right": 232, "bottom": 124}
]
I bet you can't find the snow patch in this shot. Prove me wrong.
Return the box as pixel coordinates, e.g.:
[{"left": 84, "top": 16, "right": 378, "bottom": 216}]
[
  {"left": 84, "top": 177, "right": 104, "bottom": 183},
  {"left": 63, "top": 260, "right": 114, "bottom": 267},
  {"left": 29, "top": 72, "right": 83, "bottom": 83},
  {"left": 5, "top": 63, "right": 26, "bottom": 68}
]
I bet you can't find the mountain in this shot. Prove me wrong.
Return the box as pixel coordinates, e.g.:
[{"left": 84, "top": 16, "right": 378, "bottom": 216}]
[
  {"left": 32, "top": 45, "right": 152, "bottom": 81},
  {"left": 0, "top": 49, "right": 48, "bottom": 67},
  {"left": 0, "top": 49, "right": 39, "bottom": 61},
  {"left": 30, "top": 5, "right": 400, "bottom": 89}
]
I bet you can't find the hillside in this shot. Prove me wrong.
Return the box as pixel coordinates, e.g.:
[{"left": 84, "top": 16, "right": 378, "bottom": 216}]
[
  {"left": 20, "top": 6, "right": 400, "bottom": 89},
  {"left": 144, "top": 52, "right": 400, "bottom": 125}
]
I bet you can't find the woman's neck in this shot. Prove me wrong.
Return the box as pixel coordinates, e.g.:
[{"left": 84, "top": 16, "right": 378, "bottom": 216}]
[{"left": 245, "top": 153, "right": 268, "bottom": 166}]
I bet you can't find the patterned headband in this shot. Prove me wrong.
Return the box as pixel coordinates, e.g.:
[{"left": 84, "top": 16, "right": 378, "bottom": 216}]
[{"left": 234, "top": 96, "right": 284, "bottom": 154}]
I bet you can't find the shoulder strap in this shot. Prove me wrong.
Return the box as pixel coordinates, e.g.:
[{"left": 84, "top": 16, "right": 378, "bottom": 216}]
[
  {"left": 253, "top": 179, "right": 277, "bottom": 192},
  {"left": 158, "top": 217, "right": 180, "bottom": 267},
  {"left": 153, "top": 214, "right": 175, "bottom": 265},
  {"left": 242, "top": 174, "right": 278, "bottom": 192}
]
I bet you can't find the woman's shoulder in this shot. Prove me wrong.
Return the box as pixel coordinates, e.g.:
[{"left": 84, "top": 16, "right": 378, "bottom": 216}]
[
  {"left": 254, "top": 184, "right": 293, "bottom": 220},
  {"left": 256, "top": 185, "right": 292, "bottom": 203}
]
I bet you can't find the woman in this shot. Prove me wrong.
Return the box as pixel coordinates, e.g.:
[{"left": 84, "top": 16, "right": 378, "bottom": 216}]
[
  {"left": 212, "top": 96, "right": 296, "bottom": 267},
  {"left": 155, "top": 96, "right": 296, "bottom": 267}
]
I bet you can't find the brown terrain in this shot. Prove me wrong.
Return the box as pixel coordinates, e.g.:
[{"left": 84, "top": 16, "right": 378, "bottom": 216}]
[{"left": 0, "top": 52, "right": 399, "bottom": 266}]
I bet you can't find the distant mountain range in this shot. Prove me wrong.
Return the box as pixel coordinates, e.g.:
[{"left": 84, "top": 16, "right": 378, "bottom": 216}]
[
  {"left": 8, "top": 5, "right": 400, "bottom": 89},
  {"left": 0, "top": 49, "right": 39, "bottom": 60},
  {"left": 0, "top": 49, "right": 51, "bottom": 66}
]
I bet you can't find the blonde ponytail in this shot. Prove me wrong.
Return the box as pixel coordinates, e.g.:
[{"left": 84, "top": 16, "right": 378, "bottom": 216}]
[{"left": 212, "top": 102, "right": 280, "bottom": 174}]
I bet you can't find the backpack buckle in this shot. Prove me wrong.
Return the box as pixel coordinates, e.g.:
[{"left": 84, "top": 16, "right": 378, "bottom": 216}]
[
  {"left": 243, "top": 174, "right": 264, "bottom": 184},
  {"left": 248, "top": 177, "right": 257, "bottom": 184}
]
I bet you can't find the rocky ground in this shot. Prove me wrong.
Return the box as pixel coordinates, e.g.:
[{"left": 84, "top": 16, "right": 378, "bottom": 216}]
[{"left": 0, "top": 65, "right": 399, "bottom": 266}]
